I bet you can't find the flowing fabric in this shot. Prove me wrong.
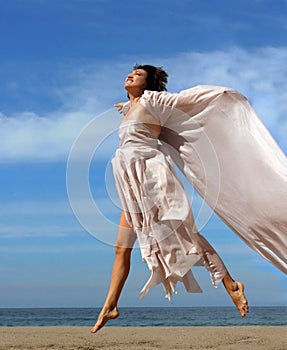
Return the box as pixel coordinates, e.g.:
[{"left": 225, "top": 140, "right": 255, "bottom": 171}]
[
  {"left": 112, "top": 121, "right": 228, "bottom": 299},
  {"left": 140, "top": 85, "right": 287, "bottom": 274},
  {"left": 112, "top": 85, "right": 287, "bottom": 299}
]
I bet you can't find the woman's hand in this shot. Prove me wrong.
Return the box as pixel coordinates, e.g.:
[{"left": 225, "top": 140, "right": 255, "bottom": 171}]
[{"left": 114, "top": 102, "right": 126, "bottom": 114}]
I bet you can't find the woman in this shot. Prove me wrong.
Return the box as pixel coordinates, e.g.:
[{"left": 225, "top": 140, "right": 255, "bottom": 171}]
[{"left": 90, "top": 65, "right": 265, "bottom": 333}]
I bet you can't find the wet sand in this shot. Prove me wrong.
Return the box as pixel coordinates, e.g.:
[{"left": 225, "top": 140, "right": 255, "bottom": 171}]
[{"left": 0, "top": 326, "right": 286, "bottom": 350}]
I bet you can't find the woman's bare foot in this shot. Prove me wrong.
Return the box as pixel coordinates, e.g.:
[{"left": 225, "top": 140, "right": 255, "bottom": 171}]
[
  {"left": 227, "top": 281, "right": 249, "bottom": 317},
  {"left": 90, "top": 306, "right": 119, "bottom": 333}
]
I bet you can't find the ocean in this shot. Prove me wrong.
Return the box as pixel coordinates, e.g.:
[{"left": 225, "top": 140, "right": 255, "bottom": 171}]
[{"left": 0, "top": 307, "right": 286, "bottom": 327}]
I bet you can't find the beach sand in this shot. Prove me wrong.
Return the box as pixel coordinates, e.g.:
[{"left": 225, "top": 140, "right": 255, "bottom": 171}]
[{"left": 0, "top": 326, "right": 286, "bottom": 350}]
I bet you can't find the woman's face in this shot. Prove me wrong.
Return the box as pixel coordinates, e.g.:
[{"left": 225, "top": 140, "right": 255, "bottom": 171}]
[{"left": 124, "top": 69, "right": 148, "bottom": 95}]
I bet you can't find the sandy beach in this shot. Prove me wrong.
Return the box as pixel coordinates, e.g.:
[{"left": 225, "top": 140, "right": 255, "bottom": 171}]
[{"left": 0, "top": 326, "right": 286, "bottom": 350}]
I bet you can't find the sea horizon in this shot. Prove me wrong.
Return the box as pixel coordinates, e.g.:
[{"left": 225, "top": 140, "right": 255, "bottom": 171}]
[{"left": 0, "top": 306, "right": 286, "bottom": 327}]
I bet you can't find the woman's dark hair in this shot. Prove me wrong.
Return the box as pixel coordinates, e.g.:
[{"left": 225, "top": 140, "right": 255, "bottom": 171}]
[{"left": 134, "top": 64, "right": 168, "bottom": 92}]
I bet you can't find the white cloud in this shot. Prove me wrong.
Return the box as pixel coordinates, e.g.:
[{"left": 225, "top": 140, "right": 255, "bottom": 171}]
[
  {"left": 166, "top": 47, "right": 287, "bottom": 129},
  {"left": 0, "top": 110, "right": 96, "bottom": 162},
  {"left": 1, "top": 47, "right": 286, "bottom": 162},
  {"left": 0, "top": 223, "right": 76, "bottom": 238},
  {"left": 0, "top": 200, "right": 80, "bottom": 238},
  {"left": 0, "top": 200, "right": 71, "bottom": 216},
  {"left": 0, "top": 243, "right": 103, "bottom": 254},
  {"left": 0, "top": 197, "right": 121, "bottom": 247}
]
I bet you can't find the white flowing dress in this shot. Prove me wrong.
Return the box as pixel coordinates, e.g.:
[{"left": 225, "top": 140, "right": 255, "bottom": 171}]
[{"left": 112, "top": 85, "right": 287, "bottom": 299}]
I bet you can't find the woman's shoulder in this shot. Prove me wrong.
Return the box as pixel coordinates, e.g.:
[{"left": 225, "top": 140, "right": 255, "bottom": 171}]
[
  {"left": 142, "top": 85, "right": 235, "bottom": 101},
  {"left": 180, "top": 85, "right": 235, "bottom": 94},
  {"left": 141, "top": 90, "right": 178, "bottom": 107},
  {"left": 140, "top": 85, "right": 241, "bottom": 110}
]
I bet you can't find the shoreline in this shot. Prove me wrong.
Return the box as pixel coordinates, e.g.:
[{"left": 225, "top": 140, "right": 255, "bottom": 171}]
[{"left": 0, "top": 326, "right": 286, "bottom": 350}]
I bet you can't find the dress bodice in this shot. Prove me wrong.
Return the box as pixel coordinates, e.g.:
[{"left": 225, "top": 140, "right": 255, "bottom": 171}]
[{"left": 119, "top": 121, "right": 158, "bottom": 148}]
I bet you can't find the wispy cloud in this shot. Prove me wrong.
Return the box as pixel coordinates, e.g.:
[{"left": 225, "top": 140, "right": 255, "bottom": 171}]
[
  {"left": 0, "top": 242, "right": 104, "bottom": 254},
  {"left": 0, "top": 110, "right": 95, "bottom": 162},
  {"left": 0, "top": 200, "right": 71, "bottom": 216},
  {"left": 0, "top": 223, "right": 77, "bottom": 238},
  {"left": 1, "top": 47, "right": 286, "bottom": 162},
  {"left": 0, "top": 198, "right": 119, "bottom": 241},
  {"left": 166, "top": 47, "right": 287, "bottom": 127}
]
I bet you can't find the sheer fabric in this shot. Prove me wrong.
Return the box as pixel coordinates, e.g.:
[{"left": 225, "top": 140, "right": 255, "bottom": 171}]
[
  {"left": 112, "top": 121, "right": 228, "bottom": 299},
  {"left": 112, "top": 85, "right": 287, "bottom": 299},
  {"left": 141, "top": 86, "right": 287, "bottom": 274}
]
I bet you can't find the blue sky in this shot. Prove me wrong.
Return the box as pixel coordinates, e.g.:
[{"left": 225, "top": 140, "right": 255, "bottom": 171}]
[{"left": 0, "top": 0, "right": 286, "bottom": 309}]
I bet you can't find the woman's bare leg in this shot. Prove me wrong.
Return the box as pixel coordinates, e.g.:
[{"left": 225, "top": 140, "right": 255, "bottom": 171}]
[
  {"left": 222, "top": 272, "right": 249, "bottom": 317},
  {"left": 91, "top": 211, "right": 136, "bottom": 333}
]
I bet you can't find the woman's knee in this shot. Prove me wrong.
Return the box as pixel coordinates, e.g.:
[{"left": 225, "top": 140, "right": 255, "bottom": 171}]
[{"left": 114, "top": 245, "right": 132, "bottom": 258}]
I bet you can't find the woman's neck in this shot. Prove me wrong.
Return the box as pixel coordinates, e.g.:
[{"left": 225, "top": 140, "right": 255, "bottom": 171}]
[{"left": 129, "top": 94, "right": 142, "bottom": 105}]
